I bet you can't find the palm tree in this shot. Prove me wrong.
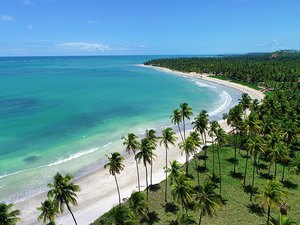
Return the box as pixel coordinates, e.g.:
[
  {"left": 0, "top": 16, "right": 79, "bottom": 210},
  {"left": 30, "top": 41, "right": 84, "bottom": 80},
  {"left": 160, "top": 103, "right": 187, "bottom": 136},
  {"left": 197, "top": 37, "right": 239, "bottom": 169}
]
[
  {"left": 122, "top": 133, "right": 141, "bottom": 192},
  {"left": 267, "top": 130, "right": 281, "bottom": 177},
  {"left": 128, "top": 192, "right": 148, "bottom": 220},
  {"left": 194, "top": 180, "right": 224, "bottom": 225},
  {"left": 104, "top": 152, "right": 125, "bottom": 205},
  {"left": 180, "top": 102, "right": 193, "bottom": 140},
  {"left": 146, "top": 129, "right": 158, "bottom": 186},
  {"left": 190, "top": 131, "right": 202, "bottom": 186},
  {"left": 248, "top": 136, "right": 265, "bottom": 201},
  {"left": 47, "top": 173, "right": 80, "bottom": 225},
  {"left": 176, "top": 212, "right": 197, "bottom": 225},
  {"left": 37, "top": 199, "right": 58, "bottom": 225},
  {"left": 160, "top": 127, "right": 178, "bottom": 202},
  {"left": 192, "top": 110, "right": 209, "bottom": 169},
  {"left": 179, "top": 136, "right": 196, "bottom": 175},
  {"left": 239, "top": 93, "right": 252, "bottom": 117},
  {"left": 242, "top": 112, "right": 261, "bottom": 137},
  {"left": 259, "top": 180, "right": 285, "bottom": 225},
  {"left": 215, "top": 127, "right": 227, "bottom": 193},
  {"left": 290, "top": 152, "right": 300, "bottom": 175},
  {"left": 277, "top": 215, "right": 297, "bottom": 225},
  {"left": 192, "top": 110, "right": 209, "bottom": 145},
  {"left": 226, "top": 104, "right": 243, "bottom": 173},
  {"left": 171, "top": 109, "right": 184, "bottom": 141},
  {"left": 171, "top": 174, "right": 194, "bottom": 213},
  {"left": 136, "top": 138, "right": 156, "bottom": 200},
  {"left": 208, "top": 120, "right": 220, "bottom": 177},
  {"left": 0, "top": 203, "right": 21, "bottom": 225},
  {"left": 167, "top": 160, "right": 183, "bottom": 185},
  {"left": 268, "top": 142, "right": 287, "bottom": 178},
  {"left": 106, "top": 204, "right": 138, "bottom": 225}
]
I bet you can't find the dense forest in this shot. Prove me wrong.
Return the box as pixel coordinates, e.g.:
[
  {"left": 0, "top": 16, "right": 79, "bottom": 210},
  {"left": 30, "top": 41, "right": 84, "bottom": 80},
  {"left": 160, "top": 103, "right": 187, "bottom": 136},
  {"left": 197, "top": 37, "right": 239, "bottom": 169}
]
[{"left": 144, "top": 50, "right": 300, "bottom": 88}]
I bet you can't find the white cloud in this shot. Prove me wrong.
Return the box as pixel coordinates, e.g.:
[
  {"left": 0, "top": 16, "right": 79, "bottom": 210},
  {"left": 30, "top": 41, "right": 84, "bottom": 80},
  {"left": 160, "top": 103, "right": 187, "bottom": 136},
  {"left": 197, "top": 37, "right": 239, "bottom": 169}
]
[
  {"left": 28, "top": 24, "right": 34, "bottom": 29},
  {"left": 1, "top": 15, "right": 14, "bottom": 22},
  {"left": 56, "top": 42, "right": 111, "bottom": 52},
  {"left": 138, "top": 45, "right": 146, "bottom": 48}
]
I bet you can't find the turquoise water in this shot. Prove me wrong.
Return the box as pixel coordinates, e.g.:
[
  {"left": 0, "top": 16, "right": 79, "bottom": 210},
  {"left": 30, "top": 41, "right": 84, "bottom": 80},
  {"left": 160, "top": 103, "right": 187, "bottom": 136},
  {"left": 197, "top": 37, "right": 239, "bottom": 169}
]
[{"left": 0, "top": 56, "right": 241, "bottom": 202}]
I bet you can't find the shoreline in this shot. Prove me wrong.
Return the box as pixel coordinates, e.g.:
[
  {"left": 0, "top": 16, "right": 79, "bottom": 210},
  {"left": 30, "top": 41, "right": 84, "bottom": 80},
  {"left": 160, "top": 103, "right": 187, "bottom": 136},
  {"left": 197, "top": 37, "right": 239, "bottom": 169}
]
[{"left": 15, "top": 65, "right": 264, "bottom": 225}]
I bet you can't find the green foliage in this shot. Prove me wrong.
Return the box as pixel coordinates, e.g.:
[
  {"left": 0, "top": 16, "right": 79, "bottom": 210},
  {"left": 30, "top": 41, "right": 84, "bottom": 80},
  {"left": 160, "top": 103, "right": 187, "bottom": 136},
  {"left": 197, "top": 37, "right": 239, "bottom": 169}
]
[{"left": 0, "top": 203, "right": 21, "bottom": 225}]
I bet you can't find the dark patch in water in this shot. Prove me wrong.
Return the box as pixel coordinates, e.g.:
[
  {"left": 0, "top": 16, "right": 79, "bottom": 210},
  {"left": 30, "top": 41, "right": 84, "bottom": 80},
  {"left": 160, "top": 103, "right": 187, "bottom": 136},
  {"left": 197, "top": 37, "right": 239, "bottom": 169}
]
[
  {"left": 23, "top": 156, "right": 39, "bottom": 163},
  {"left": 0, "top": 97, "right": 40, "bottom": 115}
]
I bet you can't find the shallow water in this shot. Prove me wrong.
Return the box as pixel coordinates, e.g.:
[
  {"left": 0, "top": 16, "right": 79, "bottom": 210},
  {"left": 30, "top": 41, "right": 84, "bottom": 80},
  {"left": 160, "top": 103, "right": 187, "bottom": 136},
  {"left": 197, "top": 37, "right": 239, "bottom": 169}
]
[{"left": 0, "top": 56, "right": 241, "bottom": 202}]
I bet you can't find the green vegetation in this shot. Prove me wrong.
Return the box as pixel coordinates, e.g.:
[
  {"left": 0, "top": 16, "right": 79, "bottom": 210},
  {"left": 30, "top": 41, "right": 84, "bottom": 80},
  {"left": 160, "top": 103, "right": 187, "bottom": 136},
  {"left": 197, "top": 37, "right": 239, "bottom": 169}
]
[
  {"left": 209, "top": 75, "right": 262, "bottom": 90},
  {"left": 93, "top": 81, "right": 300, "bottom": 225},
  {"left": 144, "top": 50, "right": 300, "bottom": 90}
]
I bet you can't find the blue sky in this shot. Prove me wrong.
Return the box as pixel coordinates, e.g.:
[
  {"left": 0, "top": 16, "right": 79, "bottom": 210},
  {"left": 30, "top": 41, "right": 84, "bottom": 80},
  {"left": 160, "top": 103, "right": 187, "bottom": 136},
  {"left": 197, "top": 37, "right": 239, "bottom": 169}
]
[{"left": 0, "top": 0, "right": 300, "bottom": 56}]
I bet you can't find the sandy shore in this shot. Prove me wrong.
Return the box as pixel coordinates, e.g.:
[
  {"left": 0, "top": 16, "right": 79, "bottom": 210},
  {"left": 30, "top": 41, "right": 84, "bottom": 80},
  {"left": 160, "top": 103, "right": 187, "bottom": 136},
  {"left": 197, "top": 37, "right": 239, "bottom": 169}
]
[{"left": 15, "top": 65, "right": 264, "bottom": 225}]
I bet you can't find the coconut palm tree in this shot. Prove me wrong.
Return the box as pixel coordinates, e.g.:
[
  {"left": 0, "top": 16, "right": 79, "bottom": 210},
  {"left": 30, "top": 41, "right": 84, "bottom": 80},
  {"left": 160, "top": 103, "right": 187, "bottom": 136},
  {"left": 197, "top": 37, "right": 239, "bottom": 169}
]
[
  {"left": 226, "top": 104, "right": 243, "bottom": 173},
  {"left": 208, "top": 120, "right": 220, "bottom": 177},
  {"left": 192, "top": 110, "right": 209, "bottom": 145},
  {"left": 47, "top": 173, "right": 80, "bottom": 225},
  {"left": 171, "top": 109, "right": 184, "bottom": 141},
  {"left": 180, "top": 102, "right": 193, "bottom": 140},
  {"left": 106, "top": 204, "right": 138, "bottom": 225},
  {"left": 267, "top": 130, "right": 281, "bottom": 177},
  {"left": 104, "top": 152, "right": 125, "bottom": 205},
  {"left": 290, "top": 152, "right": 300, "bottom": 175},
  {"left": 167, "top": 160, "right": 183, "bottom": 185},
  {"left": 192, "top": 110, "right": 209, "bottom": 169},
  {"left": 128, "top": 192, "right": 148, "bottom": 220},
  {"left": 146, "top": 129, "right": 158, "bottom": 186},
  {"left": 239, "top": 93, "right": 252, "bottom": 117},
  {"left": 179, "top": 136, "right": 196, "bottom": 175},
  {"left": 37, "top": 199, "right": 58, "bottom": 225},
  {"left": 136, "top": 138, "right": 156, "bottom": 200},
  {"left": 171, "top": 174, "right": 194, "bottom": 213},
  {"left": 248, "top": 136, "right": 265, "bottom": 201},
  {"left": 189, "top": 131, "right": 202, "bottom": 186},
  {"left": 242, "top": 112, "right": 261, "bottom": 137},
  {"left": 268, "top": 142, "right": 287, "bottom": 178},
  {"left": 176, "top": 212, "right": 197, "bottom": 225},
  {"left": 277, "top": 215, "right": 297, "bottom": 225},
  {"left": 160, "top": 127, "right": 177, "bottom": 202},
  {"left": 259, "top": 180, "right": 285, "bottom": 225},
  {"left": 215, "top": 127, "right": 227, "bottom": 193},
  {"left": 194, "top": 180, "right": 224, "bottom": 225},
  {"left": 0, "top": 203, "right": 21, "bottom": 225},
  {"left": 122, "top": 133, "right": 141, "bottom": 192}
]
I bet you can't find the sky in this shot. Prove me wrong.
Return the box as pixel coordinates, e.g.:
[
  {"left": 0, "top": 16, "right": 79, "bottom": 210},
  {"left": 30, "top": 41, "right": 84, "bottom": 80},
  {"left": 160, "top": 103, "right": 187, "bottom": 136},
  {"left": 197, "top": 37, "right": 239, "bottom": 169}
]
[{"left": 0, "top": 0, "right": 300, "bottom": 56}]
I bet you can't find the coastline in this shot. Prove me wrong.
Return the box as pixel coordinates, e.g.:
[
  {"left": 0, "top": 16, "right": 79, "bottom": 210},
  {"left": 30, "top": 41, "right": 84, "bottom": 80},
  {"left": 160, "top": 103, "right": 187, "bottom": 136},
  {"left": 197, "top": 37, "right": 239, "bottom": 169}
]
[{"left": 15, "top": 65, "right": 264, "bottom": 225}]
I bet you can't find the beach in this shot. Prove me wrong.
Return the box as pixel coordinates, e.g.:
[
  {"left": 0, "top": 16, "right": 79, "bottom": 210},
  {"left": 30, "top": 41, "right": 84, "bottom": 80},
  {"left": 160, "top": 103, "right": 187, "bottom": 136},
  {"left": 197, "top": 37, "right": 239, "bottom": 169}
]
[{"left": 14, "top": 65, "right": 264, "bottom": 225}]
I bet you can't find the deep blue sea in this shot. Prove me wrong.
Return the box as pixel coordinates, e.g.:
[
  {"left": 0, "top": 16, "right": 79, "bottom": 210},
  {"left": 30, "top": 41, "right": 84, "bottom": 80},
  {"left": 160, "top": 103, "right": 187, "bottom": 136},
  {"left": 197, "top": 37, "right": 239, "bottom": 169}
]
[{"left": 0, "top": 56, "right": 241, "bottom": 202}]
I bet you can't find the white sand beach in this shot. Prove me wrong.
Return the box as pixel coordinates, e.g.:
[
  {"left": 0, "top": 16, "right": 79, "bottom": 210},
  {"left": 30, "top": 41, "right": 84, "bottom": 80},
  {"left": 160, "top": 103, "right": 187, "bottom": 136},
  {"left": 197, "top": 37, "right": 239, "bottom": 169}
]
[{"left": 15, "top": 65, "right": 264, "bottom": 225}]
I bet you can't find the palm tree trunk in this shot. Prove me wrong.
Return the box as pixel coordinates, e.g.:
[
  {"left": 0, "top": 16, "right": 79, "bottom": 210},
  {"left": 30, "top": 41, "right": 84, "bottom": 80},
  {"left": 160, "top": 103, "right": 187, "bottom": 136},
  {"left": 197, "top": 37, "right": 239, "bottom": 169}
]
[
  {"left": 250, "top": 155, "right": 256, "bottom": 201},
  {"left": 281, "top": 165, "right": 285, "bottom": 182},
  {"left": 198, "top": 210, "right": 203, "bottom": 225},
  {"left": 65, "top": 200, "right": 78, "bottom": 225},
  {"left": 178, "top": 124, "right": 184, "bottom": 142},
  {"left": 194, "top": 154, "right": 200, "bottom": 186},
  {"left": 183, "top": 117, "right": 186, "bottom": 140},
  {"left": 274, "top": 160, "right": 277, "bottom": 179},
  {"left": 212, "top": 138, "right": 215, "bottom": 177},
  {"left": 150, "top": 158, "right": 153, "bottom": 186},
  {"left": 267, "top": 205, "right": 271, "bottom": 225},
  {"left": 243, "top": 151, "right": 249, "bottom": 187},
  {"left": 165, "top": 147, "right": 168, "bottom": 203},
  {"left": 114, "top": 174, "right": 121, "bottom": 205},
  {"left": 186, "top": 151, "right": 189, "bottom": 175},
  {"left": 145, "top": 164, "right": 149, "bottom": 201},
  {"left": 217, "top": 146, "right": 221, "bottom": 194},
  {"left": 204, "top": 131, "right": 207, "bottom": 146},
  {"left": 234, "top": 129, "right": 237, "bottom": 173},
  {"left": 133, "top": 152, "right": 141, "bottom": 192}
]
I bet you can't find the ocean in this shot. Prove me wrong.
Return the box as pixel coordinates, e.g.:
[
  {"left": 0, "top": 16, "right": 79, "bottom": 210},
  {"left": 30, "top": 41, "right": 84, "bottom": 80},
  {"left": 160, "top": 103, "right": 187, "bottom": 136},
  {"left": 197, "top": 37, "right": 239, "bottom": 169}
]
[{"left": 0, "top": 55, "right": 241, "bottom": 202}]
